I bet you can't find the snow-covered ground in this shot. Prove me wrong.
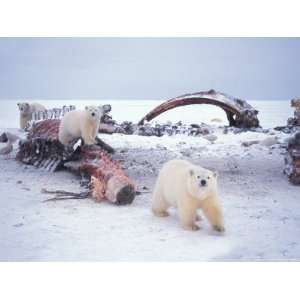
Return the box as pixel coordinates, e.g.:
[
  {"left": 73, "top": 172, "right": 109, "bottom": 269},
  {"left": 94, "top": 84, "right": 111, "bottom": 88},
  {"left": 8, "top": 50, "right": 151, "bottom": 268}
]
[{"left": 1, "top": 100, "right": 300, "bottom": 261}]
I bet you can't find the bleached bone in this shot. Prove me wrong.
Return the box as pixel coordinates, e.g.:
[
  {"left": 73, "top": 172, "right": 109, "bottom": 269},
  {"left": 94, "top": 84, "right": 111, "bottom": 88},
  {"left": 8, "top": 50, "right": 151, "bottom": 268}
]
[{"left": 138, "top": 90, "right": 260, "bottom": 128}]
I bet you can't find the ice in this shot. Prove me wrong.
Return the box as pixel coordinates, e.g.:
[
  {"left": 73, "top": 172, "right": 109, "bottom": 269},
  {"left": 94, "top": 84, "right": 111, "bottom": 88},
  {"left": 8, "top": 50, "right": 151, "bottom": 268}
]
[{"left": 1, "top": 99, "right": 293, "bottom": 129}]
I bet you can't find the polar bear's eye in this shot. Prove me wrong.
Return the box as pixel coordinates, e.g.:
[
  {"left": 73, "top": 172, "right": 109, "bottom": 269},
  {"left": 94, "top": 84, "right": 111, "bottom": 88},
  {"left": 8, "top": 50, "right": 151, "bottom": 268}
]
[
  {"left": 207, "top": 176, "right": 210, "bottom": 179},
  {"left": 197, "top": 175, "right": 200, "bottom": 179}
]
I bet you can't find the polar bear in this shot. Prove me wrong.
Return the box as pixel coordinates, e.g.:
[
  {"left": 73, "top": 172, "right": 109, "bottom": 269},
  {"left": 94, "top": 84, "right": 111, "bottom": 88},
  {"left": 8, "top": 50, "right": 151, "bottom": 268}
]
[
  {"left": 152, "top": 159, "right": 225, "bottom": 232},
  {"left": 17, "top": 102, "right": 46, "bottom": 129},
  {"left": 58, "top": 105, "right": 103, "bottom": 146}
]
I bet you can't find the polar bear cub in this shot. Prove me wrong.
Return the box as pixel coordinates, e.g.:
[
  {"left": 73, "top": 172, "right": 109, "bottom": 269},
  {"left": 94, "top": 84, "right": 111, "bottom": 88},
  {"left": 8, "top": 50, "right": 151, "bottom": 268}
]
[
  {"left": 152, "top": 159, "right": 225, "bottom": 232},
  {"left": 58, "top": 106, "right": 103, "bottom": 146},
  {"left": 18, "top": 102, "right": 46, "bottom": 129}
]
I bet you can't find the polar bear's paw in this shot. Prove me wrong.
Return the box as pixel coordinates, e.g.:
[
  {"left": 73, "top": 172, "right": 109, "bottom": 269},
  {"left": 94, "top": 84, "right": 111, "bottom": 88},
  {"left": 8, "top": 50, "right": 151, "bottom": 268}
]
[
  {"left": 195, "top": 214, "right": 203, "bottom": 221},
  {"left": 213, "top": 224, "right": 225, "bottom": 232},
  {"left": 182, "top": 223, "right": 201, "bottom": 231},
  {"left": 153, "top": 210, "right": 169, "bottom": 217}
]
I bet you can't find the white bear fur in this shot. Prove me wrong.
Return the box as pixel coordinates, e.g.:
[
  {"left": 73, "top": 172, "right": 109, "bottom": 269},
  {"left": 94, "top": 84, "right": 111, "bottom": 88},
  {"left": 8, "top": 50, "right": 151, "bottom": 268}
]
[
  {"left": 58, "top": 106, "right": 103, "bottom": 146},
  {"left": 18, "top": 102, "right": 46, "bottom": 129},
  {"left": 152, "top": 159, "right": 225, "bottom": 232}
]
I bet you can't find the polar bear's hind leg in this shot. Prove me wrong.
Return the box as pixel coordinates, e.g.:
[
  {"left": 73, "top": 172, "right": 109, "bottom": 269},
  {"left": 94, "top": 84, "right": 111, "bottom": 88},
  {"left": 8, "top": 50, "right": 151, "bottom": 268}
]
[{"left": 152, "top": 185, "right": 170, "bottom": 217}]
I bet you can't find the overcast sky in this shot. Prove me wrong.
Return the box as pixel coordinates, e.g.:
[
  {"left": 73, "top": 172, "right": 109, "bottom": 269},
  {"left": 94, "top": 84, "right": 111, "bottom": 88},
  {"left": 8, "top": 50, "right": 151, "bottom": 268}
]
[{"left": 0, "top": 37, "right": 299, "bottom": 100}]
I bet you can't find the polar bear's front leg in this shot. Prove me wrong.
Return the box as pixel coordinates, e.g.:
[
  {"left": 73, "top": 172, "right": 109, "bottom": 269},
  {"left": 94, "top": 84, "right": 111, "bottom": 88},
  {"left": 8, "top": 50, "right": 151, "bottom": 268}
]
[
  {"left": 201, "top": 197, "right": 225, "bottom": 232},
  {"left": 178, "top": 202, "right": 200, "bottom": 231},
  {"left": 20, "top": 115, "right": 31, "bottom": 130},
  {"left": 80, "top": 121, "right": 96, "bottom": 145},
  {"left": 82, "top": 131, "right": 96, "bottom": 145},
  {"left": 92, "top": 125, "right": 99, "bottom": 139}
]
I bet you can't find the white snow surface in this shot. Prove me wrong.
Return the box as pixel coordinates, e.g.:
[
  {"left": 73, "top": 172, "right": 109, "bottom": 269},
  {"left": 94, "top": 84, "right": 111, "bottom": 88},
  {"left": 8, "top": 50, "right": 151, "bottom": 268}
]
[{"left": 1, "top": 100, "right": 300, "bottom": 261}]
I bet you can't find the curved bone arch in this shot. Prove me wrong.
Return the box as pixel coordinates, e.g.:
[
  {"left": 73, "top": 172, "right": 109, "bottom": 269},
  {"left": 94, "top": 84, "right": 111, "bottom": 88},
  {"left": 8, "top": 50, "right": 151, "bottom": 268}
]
[{"left": 138, "top": 90, "right": 260, "bottom": 128}]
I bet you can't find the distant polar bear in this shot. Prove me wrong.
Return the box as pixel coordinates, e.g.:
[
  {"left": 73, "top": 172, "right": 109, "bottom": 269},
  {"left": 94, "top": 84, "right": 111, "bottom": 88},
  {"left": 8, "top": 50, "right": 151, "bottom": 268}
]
[
  {"left": 152, "top": 159, "right": 225, "bottom": 232},
  {"left": 58, "top": 106, "right": 103, "bottom": 146},
  {"left": 18, "top": 102, "right": 46, "bottom": 129}
]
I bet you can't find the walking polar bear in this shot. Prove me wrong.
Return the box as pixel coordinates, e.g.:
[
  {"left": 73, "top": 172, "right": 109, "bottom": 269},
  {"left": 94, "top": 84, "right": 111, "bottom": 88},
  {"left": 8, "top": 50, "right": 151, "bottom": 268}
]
[
  {"left": 152, "top": 159, "right": 225, "bottom": 232},
  {"left": 58, "top": 105, "right": 103, "bottom": 146},
  {"left": 18, "top": 102, "right": 46, "bottom": 129}
]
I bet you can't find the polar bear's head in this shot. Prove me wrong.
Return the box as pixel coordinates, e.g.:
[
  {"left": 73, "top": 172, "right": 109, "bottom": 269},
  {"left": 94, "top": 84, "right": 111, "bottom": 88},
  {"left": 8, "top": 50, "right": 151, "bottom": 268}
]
[
  {"left": 186, "top": 166, "right": 218, "bottom": 200},
  {"left": 17, "top": 102, "right": 30, "bottom": 115},
  {"left": 85, "top": 105, "right": 103, "bottom": 121}
]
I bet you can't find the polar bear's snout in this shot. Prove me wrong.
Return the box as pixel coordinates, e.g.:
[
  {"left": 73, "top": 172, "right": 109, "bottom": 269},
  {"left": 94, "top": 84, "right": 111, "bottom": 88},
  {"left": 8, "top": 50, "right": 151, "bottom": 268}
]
[{"left": 200, "top": 179, "right": 207, "bottom": 187}]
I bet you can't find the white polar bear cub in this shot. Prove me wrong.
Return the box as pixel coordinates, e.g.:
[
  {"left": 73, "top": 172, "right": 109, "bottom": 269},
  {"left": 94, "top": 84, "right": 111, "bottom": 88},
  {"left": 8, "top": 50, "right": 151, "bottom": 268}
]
[
  {"left": 152, "top": 159, "right": 225, "bottom": 232},
  {"left": 58, "top": 106, "right": 103, "bottom": 146},
  {"left": 18, "top": 102, "right": 46, "bottom": 129}
]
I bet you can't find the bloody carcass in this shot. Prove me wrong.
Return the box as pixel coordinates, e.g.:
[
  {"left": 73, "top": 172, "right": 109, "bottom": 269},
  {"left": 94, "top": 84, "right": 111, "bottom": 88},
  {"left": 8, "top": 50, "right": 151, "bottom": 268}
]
[{"left": 16, "top": 119, "right": 136, "bottom": 204}]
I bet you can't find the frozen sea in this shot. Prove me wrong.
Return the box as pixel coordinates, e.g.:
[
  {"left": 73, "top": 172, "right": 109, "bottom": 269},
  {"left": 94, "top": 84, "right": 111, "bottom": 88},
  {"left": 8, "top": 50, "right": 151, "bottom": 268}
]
[{"left": 0, "top": 99, "right": 293, "bottom": 129}]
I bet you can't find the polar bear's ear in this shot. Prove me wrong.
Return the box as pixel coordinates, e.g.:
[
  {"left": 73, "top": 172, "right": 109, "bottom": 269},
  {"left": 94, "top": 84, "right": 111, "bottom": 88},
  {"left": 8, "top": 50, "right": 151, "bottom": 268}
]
[
  {"left": 189, "top": 169, "right": 194, "bottom": 176},
  {"left": 213, "top": 171, "right": 218, "bottom": 178}
]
